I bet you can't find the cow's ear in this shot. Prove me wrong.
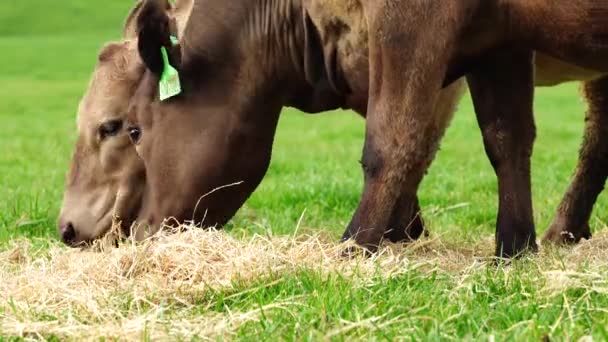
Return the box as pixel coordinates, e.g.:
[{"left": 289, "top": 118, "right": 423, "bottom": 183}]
[
  {"left": 123, "top": 1, "right": 145, "bottom": 39},
  {"left": 136, "top": 0, "right": 173, "bottom": 75}
]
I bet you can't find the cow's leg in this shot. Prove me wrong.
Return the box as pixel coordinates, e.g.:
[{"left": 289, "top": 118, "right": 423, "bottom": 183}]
[
  {"left": 466, "top": 49, "right": 537, "bottom": 258},
  {"left": 383, "top": 79, "right": 466, "bottom": 243},
  {"left": 341, "top": 2, "right": 462, "bottom": 252},
  {"left": 383, "top": 195, "right": 426, "bottom": 242},
  {"left": 544, "top": 76, "right": 608, "bottom": 244}
]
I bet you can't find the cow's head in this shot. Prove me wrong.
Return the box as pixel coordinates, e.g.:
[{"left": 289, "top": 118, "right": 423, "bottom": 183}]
[
  {"left": 57, "top": 0, "right": 192, "bottom": 246},
  {"left": 58, "top": 40, "right": 146, "bottom": 246},
  {"left": 127, "top": 0, "right": 344, "bottom": 234}
]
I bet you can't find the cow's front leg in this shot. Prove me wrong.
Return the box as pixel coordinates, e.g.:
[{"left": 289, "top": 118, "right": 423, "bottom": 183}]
[
  {"left": 544, "top": 76, "right": 608, "bottom": 244},
  {"left": 383, "top": 195, "right": 427, "bottom": 243},
  {"left": 383, "top": 78, "right": 467, "bottom": 243},
  {"left": 341, "top": 2, "right": 462, "bottom": 252},
  {"left": 467, "top": 49, "right": 537, "bottom": 258}
]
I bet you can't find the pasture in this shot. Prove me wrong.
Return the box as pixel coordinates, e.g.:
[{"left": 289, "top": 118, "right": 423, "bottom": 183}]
[{"left": 1, "top": 1, "right": 608, "bottom": 340}]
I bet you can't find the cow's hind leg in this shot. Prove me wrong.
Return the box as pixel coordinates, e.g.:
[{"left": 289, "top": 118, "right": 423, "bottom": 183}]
[
  {"left": 467, "top": 49, "right": 538, "bottom": 258},
  {"left": 341, "top": 2, "right": 464, "bottom": 252},
  {"left": 544, "top": 76, "right": 608, "bottom": 244}
]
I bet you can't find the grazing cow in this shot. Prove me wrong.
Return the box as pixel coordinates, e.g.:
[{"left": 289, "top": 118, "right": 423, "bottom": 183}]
[
  {"left": 57, "top": 13, "right": 465, "bottom": 247},
  {"left": 60, "top": 0, "right": 608, "bottom": 255},
  {"left": 57, "top": 0, "right": 192, "bottom": 246},
  {"left": 125, "top": 0, "right": 608, "bottom": 258}
]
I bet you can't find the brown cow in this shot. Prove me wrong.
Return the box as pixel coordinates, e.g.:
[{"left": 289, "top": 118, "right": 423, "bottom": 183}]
[
  {"left": 57, "top": 0, "right": 192, "bottom": 246},
  {"left": 61, "top": 0, "right": 608, "bottom": 254},
  {"left": 57, "top": 42, "right": 605, "bottom": 248},
  {"left": 125, "top": 0, "right": 608, "bottom": 258},
  {"left": 56, "top": 0, "right": 440, "bottom": 246}
]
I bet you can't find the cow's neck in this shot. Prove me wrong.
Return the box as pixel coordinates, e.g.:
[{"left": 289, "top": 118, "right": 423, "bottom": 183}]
[
  {"left": 239, "top": 0, "right": 369, "bottom": 114},
  {"left": 240, "top": 0, "right": 358, "bottom": 113},
  {"left": 242, "top": 0, "right": 306, "bottom": 79},
  {"left": 180, "top": 0, "right": 362, "bottom": 113}
]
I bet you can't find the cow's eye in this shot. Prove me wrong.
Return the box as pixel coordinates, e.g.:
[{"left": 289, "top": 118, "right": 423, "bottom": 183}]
[
  {"left": 127, "top": 126, "right": 141, "bottom": 144},
  {"left": 98, "top": 119, "right": 123, "bottom": 140}
]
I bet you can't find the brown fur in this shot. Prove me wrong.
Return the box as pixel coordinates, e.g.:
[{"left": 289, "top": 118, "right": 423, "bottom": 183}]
[
  {"left": 544, "top": 76, "right": 608, "bottom": 244},
  {"left": 126, "top": 0, "right": 608, "bottom": 257},
  {"left": 57, "top": 1, "right": 191, "bottom": 246},
  {"left": 59, "top": 39, "right": 145, "bottom": 246},
  {"left": 67, "top": 0, "right": 608, "bottom": 258},
  {"left": 304, "top": 0, "right": 368, "bottom": 103},
  {"left": 354, "top": 0, "right": 608, "bottom": 256},
  {"left": 304, "top": 0, "right": 608, "bottom": 250}
]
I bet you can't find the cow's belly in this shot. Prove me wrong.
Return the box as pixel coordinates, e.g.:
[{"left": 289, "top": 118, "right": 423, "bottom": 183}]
[{"left": 534, "top": 53, "right": 607, "bottom": 86}]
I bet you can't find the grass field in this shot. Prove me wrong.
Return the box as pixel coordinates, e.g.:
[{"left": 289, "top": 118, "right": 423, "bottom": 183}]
[{"left": 1, "top": 1, "right": 608, "bottom": 340}]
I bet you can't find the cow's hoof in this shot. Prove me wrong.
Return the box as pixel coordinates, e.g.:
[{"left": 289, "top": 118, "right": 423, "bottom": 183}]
[
  {"left": 543, "top": 219, "right": 592, "bottom": 245},
  {"left": 495, "top": 235, "right": 538, "bottom": 259},
  {"left": 383, "top": 213, "right": 427, "bottom": 243},
  {"left": 340, "top": 244, "right": 375, "bottom": 259}
]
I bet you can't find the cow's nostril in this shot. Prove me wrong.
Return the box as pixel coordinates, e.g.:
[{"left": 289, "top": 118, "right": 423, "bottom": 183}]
[{"left": 61, "top": 222, "right": 76, "bottom": 244}]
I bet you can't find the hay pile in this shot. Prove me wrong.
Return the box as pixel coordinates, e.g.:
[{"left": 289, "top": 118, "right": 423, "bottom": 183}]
[{"left": 1, "top": 227, "right": 607, "bottom": 340}]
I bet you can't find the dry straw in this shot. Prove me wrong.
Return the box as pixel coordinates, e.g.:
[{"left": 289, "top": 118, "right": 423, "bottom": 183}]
[{"left": 1, "top": 226, "right": 607, "bottom": 340}]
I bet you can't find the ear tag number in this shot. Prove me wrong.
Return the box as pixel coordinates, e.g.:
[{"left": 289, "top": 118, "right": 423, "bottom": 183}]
[{"left": 159, "top": 44, "right": 181, "bottom": 101}]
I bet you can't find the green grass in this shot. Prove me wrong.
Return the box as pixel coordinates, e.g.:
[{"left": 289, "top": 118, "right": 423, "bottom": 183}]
[
  {"left": 1, "top": 1, "right": 608, "bottom": 340},
  {"left": 222, "top": 267, "right": 608, "bottom": 340}
]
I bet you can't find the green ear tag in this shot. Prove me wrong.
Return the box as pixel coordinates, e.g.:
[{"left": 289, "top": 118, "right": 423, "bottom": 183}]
[{"left": 159, "top": 46, "right": 181, "bottom": 101}]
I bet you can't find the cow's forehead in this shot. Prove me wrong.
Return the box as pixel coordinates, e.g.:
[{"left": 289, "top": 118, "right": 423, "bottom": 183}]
[{"left": 75, "top": 68, "right": 130, "bottom": 135}]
